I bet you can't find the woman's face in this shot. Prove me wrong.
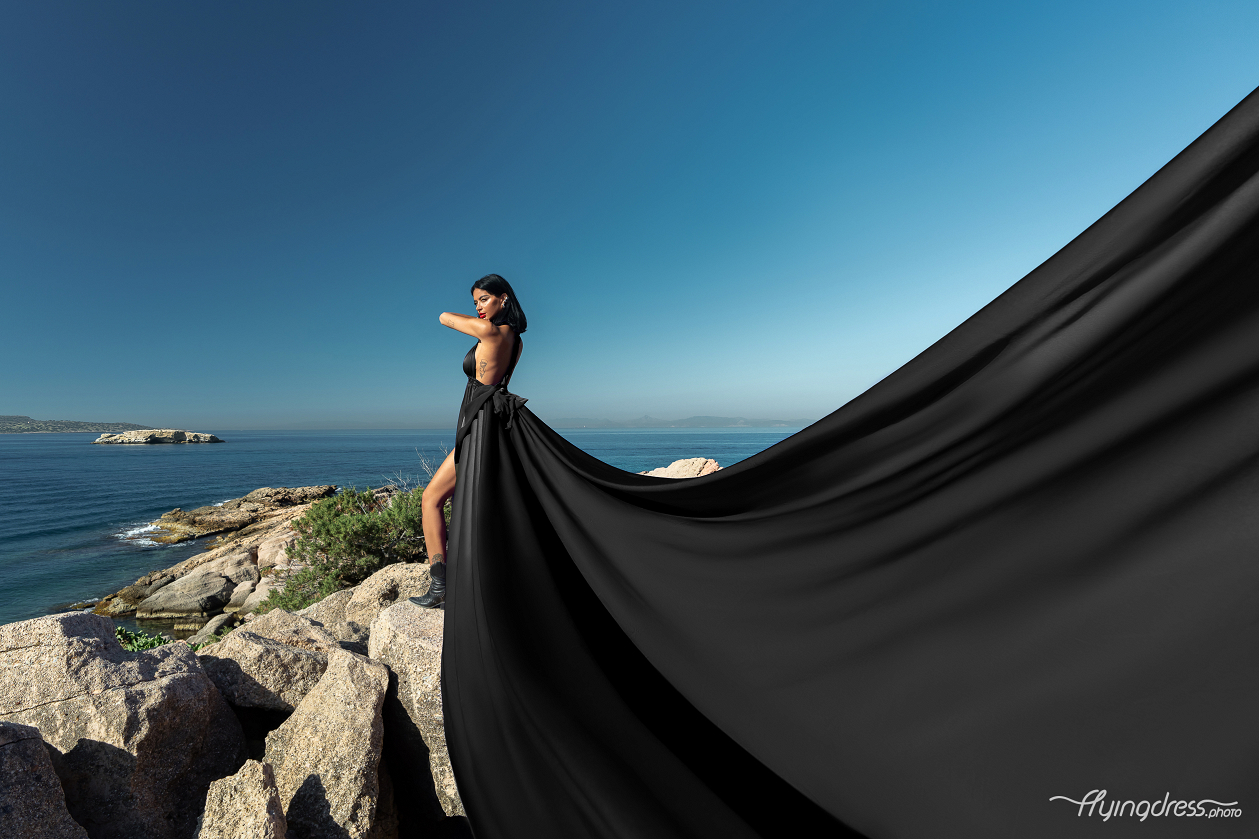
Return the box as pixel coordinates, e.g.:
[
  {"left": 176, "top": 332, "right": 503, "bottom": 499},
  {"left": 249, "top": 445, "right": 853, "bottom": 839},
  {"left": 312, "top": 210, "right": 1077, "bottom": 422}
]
[{"left": 473, "top": 289, "right": 507, "bottom": 321}]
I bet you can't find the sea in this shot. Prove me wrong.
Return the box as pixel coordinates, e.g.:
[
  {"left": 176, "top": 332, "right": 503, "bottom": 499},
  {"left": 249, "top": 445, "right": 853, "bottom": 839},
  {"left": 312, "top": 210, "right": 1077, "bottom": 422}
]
[{"left": 0, "top": 427, "right": 801, "bottom": 628}]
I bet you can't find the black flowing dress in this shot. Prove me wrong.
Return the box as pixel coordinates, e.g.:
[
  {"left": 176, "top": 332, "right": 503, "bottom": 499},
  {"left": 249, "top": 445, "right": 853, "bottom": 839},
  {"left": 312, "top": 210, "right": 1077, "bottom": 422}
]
[{"left": 440, "top": 87, "right": 1259, "bottom": 839}]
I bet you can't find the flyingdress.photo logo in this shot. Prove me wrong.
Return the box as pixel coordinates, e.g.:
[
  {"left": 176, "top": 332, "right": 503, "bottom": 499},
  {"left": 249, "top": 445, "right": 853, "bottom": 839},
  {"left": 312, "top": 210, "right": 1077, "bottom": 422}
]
[{"left": 1050, "top": 790, "right": 1241, "bottom": 821}]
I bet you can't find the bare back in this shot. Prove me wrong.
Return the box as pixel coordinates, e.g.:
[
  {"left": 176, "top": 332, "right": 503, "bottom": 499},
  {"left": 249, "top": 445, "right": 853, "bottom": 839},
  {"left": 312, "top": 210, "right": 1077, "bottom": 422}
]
[{"left": 472, "top": 324, "right": 522, "bottom": 385}]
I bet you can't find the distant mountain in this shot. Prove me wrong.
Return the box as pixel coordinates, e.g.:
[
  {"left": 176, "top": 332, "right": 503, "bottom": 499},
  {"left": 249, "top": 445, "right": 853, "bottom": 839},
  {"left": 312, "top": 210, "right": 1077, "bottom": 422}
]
[
  {"left": 548, "top": 415, "right": 812, "bottom": 429},
  {"left": 0, "top": 415, "right": 154, "bottom": 434}
]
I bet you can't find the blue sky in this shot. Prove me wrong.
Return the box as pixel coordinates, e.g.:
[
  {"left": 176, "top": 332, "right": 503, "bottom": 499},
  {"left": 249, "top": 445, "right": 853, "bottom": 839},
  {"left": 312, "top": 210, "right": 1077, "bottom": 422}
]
[{"left": 3, "top": 2, "right": 1258, "bottom": 429}]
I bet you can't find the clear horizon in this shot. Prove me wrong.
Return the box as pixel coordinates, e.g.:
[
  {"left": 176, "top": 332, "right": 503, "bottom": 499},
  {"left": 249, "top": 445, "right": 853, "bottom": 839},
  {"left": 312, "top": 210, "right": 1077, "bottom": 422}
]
[
  {"left": 4, "top": 3, "right": 1259, "bottom": 428},
  {"left": 2, "top": 413, "right": 816, "bottom": 431}
]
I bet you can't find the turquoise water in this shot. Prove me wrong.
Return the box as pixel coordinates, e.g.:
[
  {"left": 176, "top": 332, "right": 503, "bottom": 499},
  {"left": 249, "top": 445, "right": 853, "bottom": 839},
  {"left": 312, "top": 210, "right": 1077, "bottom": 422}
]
[{"left": 0, "top": 427, "right": 800, "bottom": 626}]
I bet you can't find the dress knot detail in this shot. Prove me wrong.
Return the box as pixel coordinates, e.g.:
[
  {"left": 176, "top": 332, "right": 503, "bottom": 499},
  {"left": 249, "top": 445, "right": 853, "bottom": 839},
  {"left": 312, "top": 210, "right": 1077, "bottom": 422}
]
[{"left": 491, "top": 387, "right": 528, "bottom": 430}]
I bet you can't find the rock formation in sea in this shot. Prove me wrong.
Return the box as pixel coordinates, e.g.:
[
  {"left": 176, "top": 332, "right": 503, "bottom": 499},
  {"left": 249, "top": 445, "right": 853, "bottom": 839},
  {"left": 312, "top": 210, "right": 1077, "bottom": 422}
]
[
  {"left": 146, "top": 485, "right": 338, "bottom": 545},
  {"left": 639, "top": 456, "right": 722, "bottom": 478},
  {"left": 92, "top": 429, "right": 224, "bottom": 444}
]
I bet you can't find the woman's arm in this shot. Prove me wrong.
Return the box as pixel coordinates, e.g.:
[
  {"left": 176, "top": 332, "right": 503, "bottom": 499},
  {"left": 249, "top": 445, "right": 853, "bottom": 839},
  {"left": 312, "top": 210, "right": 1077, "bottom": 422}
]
[{"left": 440, "top": 311, "right": 498, "bottom": 340}]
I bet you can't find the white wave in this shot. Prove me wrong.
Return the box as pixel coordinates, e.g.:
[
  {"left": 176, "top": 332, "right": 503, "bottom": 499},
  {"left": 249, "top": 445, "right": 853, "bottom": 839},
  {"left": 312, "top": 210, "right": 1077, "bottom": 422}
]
[
  {"left": 117, "top": 523, "right": 159, "bottom": 538},
  {"left": 115, "top": 523, "right": 162, "bottom": 546}
]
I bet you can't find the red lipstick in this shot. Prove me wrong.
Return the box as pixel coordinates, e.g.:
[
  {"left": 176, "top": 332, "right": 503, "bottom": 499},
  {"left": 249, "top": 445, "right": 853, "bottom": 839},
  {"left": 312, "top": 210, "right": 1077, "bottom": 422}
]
[{"left": 478, "top": 313, "right": 485, "bottom": 318}]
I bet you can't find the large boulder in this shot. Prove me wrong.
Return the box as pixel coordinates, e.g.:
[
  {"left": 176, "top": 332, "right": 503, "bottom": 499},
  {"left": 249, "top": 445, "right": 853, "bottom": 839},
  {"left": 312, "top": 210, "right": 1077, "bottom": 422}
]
[
  {"left": 224, "top": 580, "right": 255, "bottom": 612},
  {"left": 265, "top": 649, "right": 393, "bottom": 839},
  {"left": 195, "top": 759, "right": 287, "bottom": 839},
  {"left": 198, "top": 611, "right": 340, "bottom": 712},
  {"left": 94, "top": 572, "right": 177, "bottom": 617},
  {"left": 296, "top": 589, "right": 355, "bottom": 639},
  {"left": 0, "top": 613, "right": 245, "bottom": 839},
  {"left": 198, "top": 549, "right": 260, "bottom": 584},
  {"left": 345, "top": 564, "right": 432, "bottom": 640},
  {"left": 245, "top": 608, "right": 342, "bottom": 652},
  {"left": 368, "top": 602, "right": 464, "bottom": 821},
  {"left": 135, "top": 570, "right": 238, "bottom": 618},
  {"left": 0, "top": 721, "right": 88, "bottom": 839},
  {"left": 135, "top": 550, "right": 259, "bottom": 618}
]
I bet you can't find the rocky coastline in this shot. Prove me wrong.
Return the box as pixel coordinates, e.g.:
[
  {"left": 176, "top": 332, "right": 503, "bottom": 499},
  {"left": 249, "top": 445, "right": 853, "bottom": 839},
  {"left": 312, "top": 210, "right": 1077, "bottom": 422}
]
[
  {"left": 2, "top": 458, "right": 717, "bottom": 838},
  {"left": 0, "top": 415, "right": 152, "bottom": 434}
]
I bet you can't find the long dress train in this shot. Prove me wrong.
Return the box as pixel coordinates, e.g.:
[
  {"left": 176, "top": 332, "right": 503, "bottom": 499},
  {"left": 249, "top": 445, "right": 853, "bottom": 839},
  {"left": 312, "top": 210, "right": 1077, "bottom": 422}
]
[{"left": 443, "top": 86, "right": 1259, "bottom": 838}]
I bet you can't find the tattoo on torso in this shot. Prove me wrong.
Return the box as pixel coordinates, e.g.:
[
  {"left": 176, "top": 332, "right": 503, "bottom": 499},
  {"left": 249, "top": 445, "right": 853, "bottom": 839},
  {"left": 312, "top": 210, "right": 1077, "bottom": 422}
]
[{"left": 479, "top": 358, "right": 487, "bottom": 381}]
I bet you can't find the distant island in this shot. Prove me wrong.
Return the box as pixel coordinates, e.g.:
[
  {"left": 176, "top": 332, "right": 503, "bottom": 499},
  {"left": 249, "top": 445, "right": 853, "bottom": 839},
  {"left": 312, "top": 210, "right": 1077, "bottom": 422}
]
[
  {"left": 0, "top": 415, "right": 153, "bottom": 434},
  {"left": 548, "top": 415, "right": 812, "bottom": 429}
]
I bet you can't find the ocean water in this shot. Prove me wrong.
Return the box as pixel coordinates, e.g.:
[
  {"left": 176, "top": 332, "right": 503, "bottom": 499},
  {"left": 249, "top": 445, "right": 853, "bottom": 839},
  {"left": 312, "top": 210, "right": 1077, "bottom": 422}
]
[{"left": 0, "top": 426, "right": 800, "bottom": 627}]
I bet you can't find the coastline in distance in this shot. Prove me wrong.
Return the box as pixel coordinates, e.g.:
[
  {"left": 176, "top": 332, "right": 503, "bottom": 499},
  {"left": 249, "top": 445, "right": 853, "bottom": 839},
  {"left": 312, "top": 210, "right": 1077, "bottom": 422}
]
[{"left": 0, "top": 415, "right": 153, "bottom": 434}]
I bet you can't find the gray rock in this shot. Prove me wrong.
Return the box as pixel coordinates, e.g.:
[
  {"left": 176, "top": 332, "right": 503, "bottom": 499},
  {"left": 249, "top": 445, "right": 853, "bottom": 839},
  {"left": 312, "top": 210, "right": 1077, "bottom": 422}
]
[
  {"left": 197, "top": 549, "right": 260, "bottom": 585},
  {"left": 242, "top": 486, "right": 337, "bottom": 507},
  {"left": 195, "top": 759, "right": 287, "bottom": 839},
  {"left": 340, "top": 563, "right": 432, "bottom": 643},
  {"left": 368, "top": 601, "right": 464, "bottom": 820},
  {"left": 246, "top": 608, "right": 343, "bottom": 652},
  {"left": 136, "top": 569, "right": 237, "bottom": 618},
  {"left": 0, "top": 721, "right": 88, "bottom": 839},
  {"left": 296, "top": 588, "right": 355, "bottom": 640},
  {"left": 224, "top": 580, "right": 255, "bottom": 612},
  {"left": 265, "top": 649, "right": 392, "bottom": 839},
  {"left": 257, "top": 529, "right": 298, "bottom": 570},
  {"left": 200, "top": 633, "right": 324, "bottom": 712},
  {"left": 198, "top": 611, "right": 341, "bottom": 712},
  {"left": 95, "top": 572, "right": 177, "bottom": 617},
  {"left": 187, "top": 612, "right": 236, "bottom": 646},
  {"left": 240, "top": 577, "right": 282, "bottom": 613},
  {"left": 0, "top": 613, "right": 245, "bottom": 839}
]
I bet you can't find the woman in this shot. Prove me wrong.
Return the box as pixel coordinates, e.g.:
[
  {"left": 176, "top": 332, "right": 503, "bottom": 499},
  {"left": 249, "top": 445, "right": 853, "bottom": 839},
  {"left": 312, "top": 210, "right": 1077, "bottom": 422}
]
[{"left": 411, "top": 273, "right": 526, "bottom": 608}]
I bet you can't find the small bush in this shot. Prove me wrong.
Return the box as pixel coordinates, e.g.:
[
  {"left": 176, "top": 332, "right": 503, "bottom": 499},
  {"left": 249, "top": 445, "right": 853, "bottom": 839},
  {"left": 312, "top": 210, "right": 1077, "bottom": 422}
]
[
  {"left": 116, "top": 625, "right": 172, "bottom": 651},
  {"left": 259, "top": 566, "right": 345, "bottom": 613},
  {"left": 259, "top": 486, "right": 426, "bottom": 613}
]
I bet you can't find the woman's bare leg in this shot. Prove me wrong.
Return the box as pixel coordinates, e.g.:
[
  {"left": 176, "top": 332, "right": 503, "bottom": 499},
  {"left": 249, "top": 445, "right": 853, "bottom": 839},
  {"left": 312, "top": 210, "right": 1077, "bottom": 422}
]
[{"left": 422, "top": 450, "right": 457, "bottom": 566}]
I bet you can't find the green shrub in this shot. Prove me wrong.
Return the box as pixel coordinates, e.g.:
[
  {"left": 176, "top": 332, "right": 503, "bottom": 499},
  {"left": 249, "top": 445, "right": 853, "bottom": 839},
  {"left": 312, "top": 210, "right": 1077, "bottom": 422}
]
[
  {"left": 116, "top": 625, "right": 172, "bottom": 651},
  {"left": 259, "top": 566, "right": 346, "bottom": 613},
  {"left": 259, "top": 486, "right": 426, "bottom": 613},
  {"left": 287, "top": 487, "right": 425, "bottom": 582}
]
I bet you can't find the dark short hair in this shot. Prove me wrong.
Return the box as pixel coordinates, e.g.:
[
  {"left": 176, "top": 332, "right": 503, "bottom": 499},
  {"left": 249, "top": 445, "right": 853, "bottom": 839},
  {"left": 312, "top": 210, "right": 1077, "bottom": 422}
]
[{"left": 471, "top": 274, "right": 527, "bottom": 334}]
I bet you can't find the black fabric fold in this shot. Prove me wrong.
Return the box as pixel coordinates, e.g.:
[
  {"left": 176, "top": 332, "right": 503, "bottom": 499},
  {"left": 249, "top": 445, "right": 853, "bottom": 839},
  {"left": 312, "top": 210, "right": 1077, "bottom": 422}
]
[{"left": 442, "top": 86, "right": 1259, "bottom": 838}]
